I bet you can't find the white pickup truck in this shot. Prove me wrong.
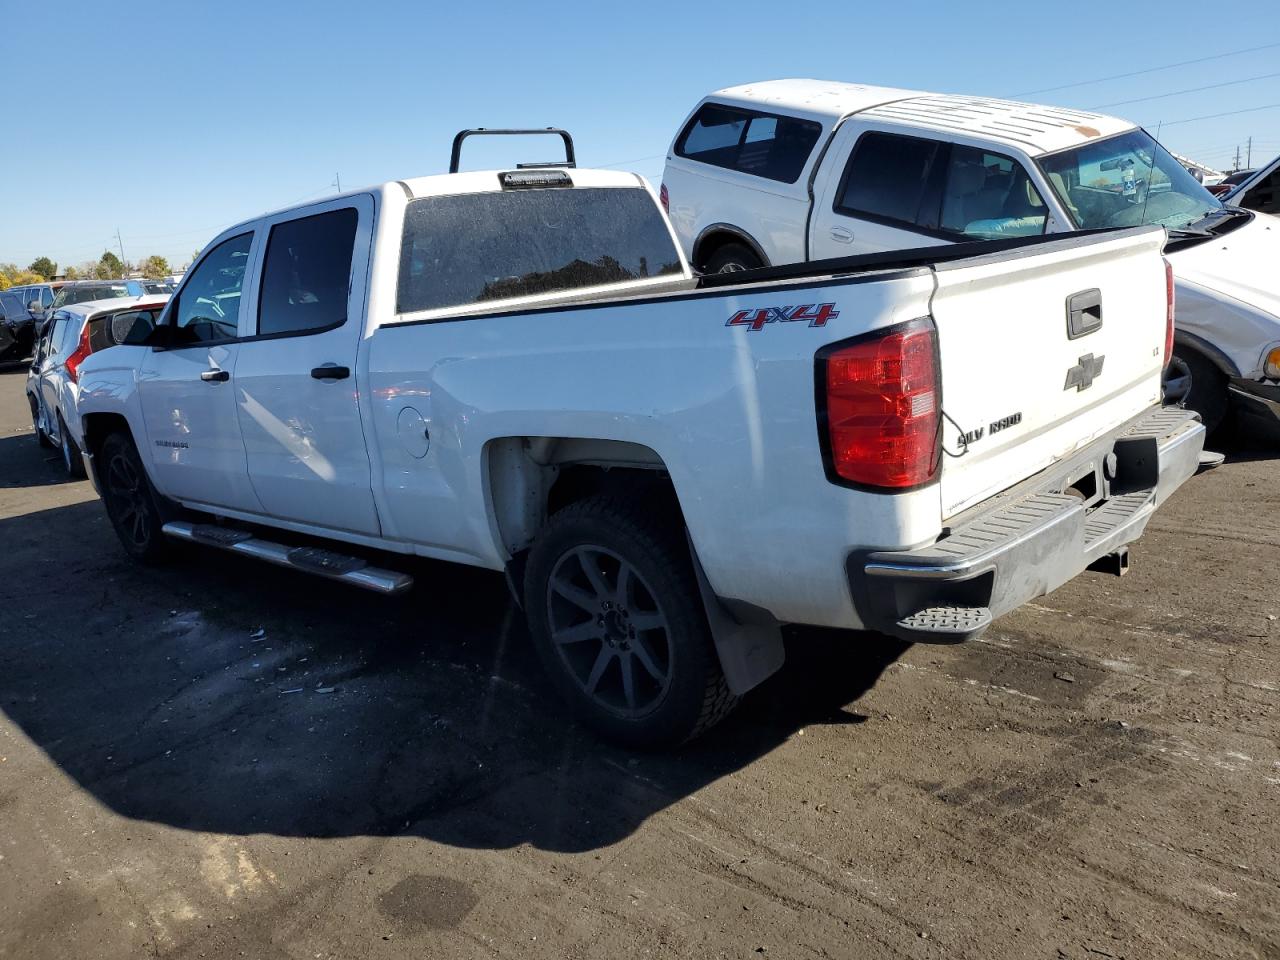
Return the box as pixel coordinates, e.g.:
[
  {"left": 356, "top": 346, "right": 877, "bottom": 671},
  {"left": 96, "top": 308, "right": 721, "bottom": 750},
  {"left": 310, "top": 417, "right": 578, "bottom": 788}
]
[
  {"left": 74, "top": 133, "right": 1203, "bottom": 745},
  {"left": 661, "top": 79, "right": 1280, "bottom": 438}
]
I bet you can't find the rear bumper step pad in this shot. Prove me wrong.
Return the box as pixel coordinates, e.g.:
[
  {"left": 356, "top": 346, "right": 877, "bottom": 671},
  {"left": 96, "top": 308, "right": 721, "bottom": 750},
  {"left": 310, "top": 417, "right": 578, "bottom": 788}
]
[
  {"left": 162, "top": 521, "right": 413, "bottom": 595},
  {"left": 849, "top": 405, "right": 1204, "bottom": 643}
]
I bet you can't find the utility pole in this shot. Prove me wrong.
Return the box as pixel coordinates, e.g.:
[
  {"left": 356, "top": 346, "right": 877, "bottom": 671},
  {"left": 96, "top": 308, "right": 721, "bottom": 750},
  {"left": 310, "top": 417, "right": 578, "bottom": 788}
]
[
  {"left": 1234, "top": 145, "right": 1242, "bottom": 171},
  {"left": 114, "top": 227, "right": 127, "bottom": 275},
  {"left": 1247, "top": 136, "right": 1252, "bottom": 168},
  {"left": 333, "top": 173, "right": 342, "bottom": 193}
]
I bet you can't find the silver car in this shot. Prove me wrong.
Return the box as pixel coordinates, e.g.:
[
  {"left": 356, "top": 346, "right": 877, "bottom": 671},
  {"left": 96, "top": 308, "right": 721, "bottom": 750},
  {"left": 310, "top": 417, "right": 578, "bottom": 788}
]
[{"left": 26, "top": 297, "right": 168, "bottom": 477}]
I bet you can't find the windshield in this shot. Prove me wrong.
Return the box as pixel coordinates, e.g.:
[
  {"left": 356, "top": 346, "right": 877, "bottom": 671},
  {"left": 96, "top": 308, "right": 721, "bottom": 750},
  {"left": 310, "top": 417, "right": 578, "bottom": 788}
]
[{"left": 1038, "top": 129, "right": 1221, "bottom": 231}]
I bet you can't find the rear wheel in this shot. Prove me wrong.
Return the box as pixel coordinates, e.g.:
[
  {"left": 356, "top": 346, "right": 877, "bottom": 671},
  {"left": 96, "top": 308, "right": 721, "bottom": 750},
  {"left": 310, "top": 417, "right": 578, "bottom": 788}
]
[
  {"left": 524, "top": 494, "right": 737, "bottom": 748},
  {"left": 29, "top": 395, "right": 51, "bottom": 448},
  {"left": 703, "top": 242, "right": 762, "bottom": 275},
  {"left": 100, "top": 431, "right": 171, "bottom": 564},
  {"left": 58, "top": 413, "right": 85, "bottom": 479},
  {"left": 1174, "top": 347, "right": 1229, "bottom": 435}
]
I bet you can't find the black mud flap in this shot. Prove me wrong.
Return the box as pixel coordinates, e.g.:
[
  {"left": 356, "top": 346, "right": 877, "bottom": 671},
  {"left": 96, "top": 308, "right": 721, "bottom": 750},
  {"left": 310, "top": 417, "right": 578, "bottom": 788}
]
[{"left": 687, "top": 533, "right": 785, "bottom": 695}]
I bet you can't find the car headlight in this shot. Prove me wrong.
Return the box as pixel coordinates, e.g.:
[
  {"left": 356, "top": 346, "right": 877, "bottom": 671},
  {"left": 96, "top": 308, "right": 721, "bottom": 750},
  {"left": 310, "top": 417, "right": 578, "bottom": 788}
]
[{"left": 1267, "top": 346, "right": 1280, "bottom": 380}]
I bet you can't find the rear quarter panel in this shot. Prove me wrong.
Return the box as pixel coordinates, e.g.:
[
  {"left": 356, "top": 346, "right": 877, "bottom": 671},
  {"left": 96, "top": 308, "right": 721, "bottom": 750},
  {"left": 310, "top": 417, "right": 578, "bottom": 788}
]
[{"left": 366, "top": 270, "right": 941, "bottom": 628}]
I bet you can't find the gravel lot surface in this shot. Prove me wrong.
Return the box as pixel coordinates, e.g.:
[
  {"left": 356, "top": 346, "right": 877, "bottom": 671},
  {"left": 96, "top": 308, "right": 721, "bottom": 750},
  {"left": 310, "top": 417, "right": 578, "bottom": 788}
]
[{"left": 1, "top": 364, "right": 1276, "bottom": 959}]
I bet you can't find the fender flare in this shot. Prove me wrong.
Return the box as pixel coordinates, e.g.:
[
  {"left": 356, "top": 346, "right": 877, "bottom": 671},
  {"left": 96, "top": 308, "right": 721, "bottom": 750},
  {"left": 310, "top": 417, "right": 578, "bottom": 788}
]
[
  {"left": 1173, "top": 330, "right": 1242, "bottom": 378},
  {"left": 692, "top": 223, "right": 770, "bottom": 271}
]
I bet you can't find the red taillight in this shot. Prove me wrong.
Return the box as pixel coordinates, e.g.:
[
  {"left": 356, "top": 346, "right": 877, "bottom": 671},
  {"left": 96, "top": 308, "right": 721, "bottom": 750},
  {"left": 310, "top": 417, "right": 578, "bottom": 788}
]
[
  {"left": 65, "top": 322, "right": 93, "bottom": 384},
  {"left": 820, "top": 321, "right": 940, "bottom": 489},
  {"left": 1163, "top": 258, "right": 1176, "bottom": 368},
  {"left": 659, "top": 182, "right": 669, "bottom": 213}
]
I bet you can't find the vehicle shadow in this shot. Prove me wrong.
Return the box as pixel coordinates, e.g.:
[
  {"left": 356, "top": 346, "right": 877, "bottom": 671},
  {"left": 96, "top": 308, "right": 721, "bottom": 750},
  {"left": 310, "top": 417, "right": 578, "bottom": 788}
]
[
  {"left": 0, "top": 433, "right": 79, "bottom": 488},
  {"left": 0, "top": 500, "right": 908, "bottom": 853}
]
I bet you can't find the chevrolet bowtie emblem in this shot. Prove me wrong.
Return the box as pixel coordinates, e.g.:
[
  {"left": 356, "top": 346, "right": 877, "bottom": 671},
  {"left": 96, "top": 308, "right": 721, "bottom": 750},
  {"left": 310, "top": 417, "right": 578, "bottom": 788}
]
[{"left": 1064, "top": 353, "right": 1105, "bottom": 392}]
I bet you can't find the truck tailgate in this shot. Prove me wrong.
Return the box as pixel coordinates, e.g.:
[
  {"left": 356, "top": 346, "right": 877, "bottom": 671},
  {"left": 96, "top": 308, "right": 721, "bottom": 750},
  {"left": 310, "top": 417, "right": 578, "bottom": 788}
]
[{"left": 930, "top": 227, "right": 1168, "bottom": 518}]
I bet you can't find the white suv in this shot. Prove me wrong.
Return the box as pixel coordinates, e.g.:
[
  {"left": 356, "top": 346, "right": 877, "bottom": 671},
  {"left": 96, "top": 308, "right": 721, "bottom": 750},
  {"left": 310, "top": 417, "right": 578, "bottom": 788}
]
[{"left": 661, "top": 79, "right": 1280, "bottom": 438}]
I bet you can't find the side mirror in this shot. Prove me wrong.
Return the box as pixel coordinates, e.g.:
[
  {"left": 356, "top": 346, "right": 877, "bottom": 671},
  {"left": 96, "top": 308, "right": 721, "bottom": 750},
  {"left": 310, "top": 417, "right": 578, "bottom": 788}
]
[{"left": 112, "top": 310, "right": 164, "bottom": 346}]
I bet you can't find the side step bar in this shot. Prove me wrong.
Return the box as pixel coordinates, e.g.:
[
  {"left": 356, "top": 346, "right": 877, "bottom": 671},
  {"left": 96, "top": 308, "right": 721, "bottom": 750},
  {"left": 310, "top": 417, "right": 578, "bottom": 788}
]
[{"left": 162, "top": 521, "right": 414, "bottom": 595}]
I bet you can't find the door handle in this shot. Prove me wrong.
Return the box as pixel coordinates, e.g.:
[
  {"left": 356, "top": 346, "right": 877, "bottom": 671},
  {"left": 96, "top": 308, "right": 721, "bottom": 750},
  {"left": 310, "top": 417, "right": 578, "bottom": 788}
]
[
  {"left": 200, "top": 369, "right": 229, "bottom": 382},
  {"left": 829, "top": 226, "right": 854, "bottom": 243},
  {"left": 311, "top": 364, "right": 350, "bottom": 380}
]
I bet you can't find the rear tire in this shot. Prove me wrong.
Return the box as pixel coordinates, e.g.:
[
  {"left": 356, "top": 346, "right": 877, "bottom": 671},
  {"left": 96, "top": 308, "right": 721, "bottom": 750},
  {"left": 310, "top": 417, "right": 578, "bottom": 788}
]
[
  {"left": 29, "top": 395, "right": 52, "bottom": 448},
  {"left": 58, "top": 413, "right": 86, "bottom": 479},
  {"left": 703, "top": 242, "right": 763, "bottom": 275},
  {"left": 523, "top": 493, "right": 737, "bottom": 748},
  {"left": 1174, "top": 347, "right": 1229, "bottom": 435},
  {"left": 100, "top": 431, "right": 172, "bottom": 564}
]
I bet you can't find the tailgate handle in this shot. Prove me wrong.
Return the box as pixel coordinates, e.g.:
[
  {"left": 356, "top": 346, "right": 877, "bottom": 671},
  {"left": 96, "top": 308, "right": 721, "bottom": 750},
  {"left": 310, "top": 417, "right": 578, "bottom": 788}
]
[{"left": 1066, "top": 288, "right": 1103, "bottom": 340}]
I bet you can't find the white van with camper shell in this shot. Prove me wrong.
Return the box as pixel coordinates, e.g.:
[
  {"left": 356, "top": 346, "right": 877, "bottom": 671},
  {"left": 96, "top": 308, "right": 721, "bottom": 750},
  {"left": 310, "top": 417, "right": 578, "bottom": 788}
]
[{"left": 662, "top": 79, "right": 1280, "bottom": 437}]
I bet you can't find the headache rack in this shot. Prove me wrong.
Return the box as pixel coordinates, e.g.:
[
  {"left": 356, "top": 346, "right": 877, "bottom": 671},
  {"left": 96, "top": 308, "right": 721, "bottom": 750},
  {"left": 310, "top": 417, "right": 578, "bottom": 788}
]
[{"left": 449, "top": 127, "right": 576, "bottom": 174}]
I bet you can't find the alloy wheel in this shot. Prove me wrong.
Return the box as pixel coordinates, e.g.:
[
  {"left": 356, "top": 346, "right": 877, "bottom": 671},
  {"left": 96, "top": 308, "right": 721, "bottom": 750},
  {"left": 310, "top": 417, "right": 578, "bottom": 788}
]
[
  {"left": 106, "top": 453, "right": 151, "bottom": 548},
  {"left": 545, "top": 545, "right": 674, "bottom": 718}
]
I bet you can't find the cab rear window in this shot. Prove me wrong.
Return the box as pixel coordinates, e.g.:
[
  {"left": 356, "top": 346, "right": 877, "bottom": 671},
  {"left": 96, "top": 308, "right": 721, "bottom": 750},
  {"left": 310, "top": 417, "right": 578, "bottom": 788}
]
[
  {"left": 396, "top": 187, "right": 682, "bottom": 314},
  {"left": 676, "top": 103, "right": 821, "bottom": 184}
]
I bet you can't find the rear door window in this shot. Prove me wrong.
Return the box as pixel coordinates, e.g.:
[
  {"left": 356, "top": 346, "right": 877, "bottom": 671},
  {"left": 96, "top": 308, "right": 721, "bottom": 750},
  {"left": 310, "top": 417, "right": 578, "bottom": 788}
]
[
  {"left": 677, "top": 104, "right": 822, "bottom": 184},
  {"left": 47, "top": 318, "right": 67, "bottom": 356},
  {"left": 257, "top": 209, "right": 358, "bottom": 336},
  {"left": 835, "top": 132, "right": 945, "bottom": 229},
  {"left": 397, "top": 187, "right": 682, "bottom": 314}
]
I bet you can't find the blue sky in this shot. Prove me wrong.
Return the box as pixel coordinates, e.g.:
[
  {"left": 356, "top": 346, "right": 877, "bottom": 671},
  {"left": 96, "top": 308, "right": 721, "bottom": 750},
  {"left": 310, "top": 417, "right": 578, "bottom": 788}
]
[{"left": 3, "top": 0, "right": 1278, "bottom": 271}]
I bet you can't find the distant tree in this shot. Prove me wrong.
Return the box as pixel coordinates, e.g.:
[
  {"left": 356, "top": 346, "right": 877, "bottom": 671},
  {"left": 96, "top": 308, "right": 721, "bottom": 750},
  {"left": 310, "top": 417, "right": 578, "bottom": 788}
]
[
  {"left": 98, "top": 251, "right": 124, "bottom": 279},
  {"left": 28, "top": 257, "right": 57, "bottom": 280},
  {"left": 140, "top": 255, "right": 170, "bottom": 279},
  {"left": 4, "top": 269, "right": 43, "bottom": 286},
  {"left": 0, "top": 274, "right": 9, "bottom": 291},
  {"left": 94, "top": 252, "right": 122, "bottom": 277},
  {"left": 64, "top": 265, "right": 80, "bottom": 280}
]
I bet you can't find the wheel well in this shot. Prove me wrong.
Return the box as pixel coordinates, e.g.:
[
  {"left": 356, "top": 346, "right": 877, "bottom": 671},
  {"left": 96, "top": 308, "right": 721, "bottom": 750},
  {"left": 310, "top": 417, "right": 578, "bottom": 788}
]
[
  {"left": 81, "top": 412, "right": 132, "bottom": 459},
  {"left": 486, "top": 437, "right": 681, "bottom": 560},
  {"left": 693, "top": 228, "right": 766, "bottom": 271},
  {"left": 1173, "top": 332, "right": 1239, "bottom": 377}
]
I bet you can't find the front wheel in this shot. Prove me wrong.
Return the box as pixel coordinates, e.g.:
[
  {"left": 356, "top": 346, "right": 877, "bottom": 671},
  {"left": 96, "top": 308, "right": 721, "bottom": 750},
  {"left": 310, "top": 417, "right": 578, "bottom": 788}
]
[
  {"left": 1174, "top": 347, "right": 1229, "bottom": 435},
  {"left": 100, "top": 431, "right": 172, "bottom": 564},
  {"left": 523, "top": 494, "right": 737, "bottom": 748}
]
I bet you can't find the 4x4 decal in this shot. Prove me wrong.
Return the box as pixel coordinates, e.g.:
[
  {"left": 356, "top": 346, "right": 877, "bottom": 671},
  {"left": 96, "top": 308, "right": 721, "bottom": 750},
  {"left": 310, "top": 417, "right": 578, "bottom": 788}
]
[{"left": 727, "top": 302, "right": 839, "bottom": 332}]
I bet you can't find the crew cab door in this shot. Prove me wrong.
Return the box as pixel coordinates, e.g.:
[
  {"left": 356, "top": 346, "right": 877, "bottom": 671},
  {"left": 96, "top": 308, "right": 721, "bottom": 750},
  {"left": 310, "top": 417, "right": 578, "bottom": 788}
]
[
  {"left": 231, "top": 196, "right": 379, "bottom": 535},
  {"left": 137, "top": 230, "right": 263, "bottom": 512}
]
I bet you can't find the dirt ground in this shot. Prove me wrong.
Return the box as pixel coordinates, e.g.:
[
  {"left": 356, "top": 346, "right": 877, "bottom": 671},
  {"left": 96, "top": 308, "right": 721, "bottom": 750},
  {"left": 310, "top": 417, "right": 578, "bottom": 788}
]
[{"left": 0, "top": 363, "right": 1277, "bottom": 960}]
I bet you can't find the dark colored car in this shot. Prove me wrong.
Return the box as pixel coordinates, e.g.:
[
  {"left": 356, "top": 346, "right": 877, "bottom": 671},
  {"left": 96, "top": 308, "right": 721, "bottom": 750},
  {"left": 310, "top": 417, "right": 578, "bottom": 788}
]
[
  {"left": 6, "top": 282, "right": 59, "bottom": 316},
  {"left": 0, "top": 289, "right": 39, "bottom": 361}
]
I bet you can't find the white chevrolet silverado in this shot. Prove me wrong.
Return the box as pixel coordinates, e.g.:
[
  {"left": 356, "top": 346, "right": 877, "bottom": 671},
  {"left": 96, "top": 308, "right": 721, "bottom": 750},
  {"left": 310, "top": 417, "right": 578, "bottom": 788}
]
[
  {"left": 74, "top": 132, "right": 1203, "bottom": 745},
  {"left": 661, "top": 79, "right": 1280, "bottom": 438}
]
